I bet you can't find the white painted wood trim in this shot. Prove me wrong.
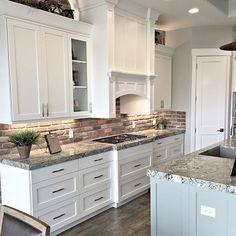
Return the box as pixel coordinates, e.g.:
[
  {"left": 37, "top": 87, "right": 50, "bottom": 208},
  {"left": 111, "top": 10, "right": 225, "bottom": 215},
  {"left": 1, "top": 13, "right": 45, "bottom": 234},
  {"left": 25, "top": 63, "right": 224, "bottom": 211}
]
[
  {"left": 192, "top": 48, "right": 232, "bottom": 56},
  {"left": 191, "top": 49, "right": 232, "bottom": 152},
  {"left": 155, "top": 45, "right": 174, "bottom": 56}
]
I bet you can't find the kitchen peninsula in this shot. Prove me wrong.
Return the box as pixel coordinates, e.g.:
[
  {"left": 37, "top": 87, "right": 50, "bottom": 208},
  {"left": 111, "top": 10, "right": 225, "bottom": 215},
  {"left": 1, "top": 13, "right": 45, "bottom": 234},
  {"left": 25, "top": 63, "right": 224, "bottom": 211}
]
[{"left": 148, "top": 140, "right": 236, "bottom": 236}]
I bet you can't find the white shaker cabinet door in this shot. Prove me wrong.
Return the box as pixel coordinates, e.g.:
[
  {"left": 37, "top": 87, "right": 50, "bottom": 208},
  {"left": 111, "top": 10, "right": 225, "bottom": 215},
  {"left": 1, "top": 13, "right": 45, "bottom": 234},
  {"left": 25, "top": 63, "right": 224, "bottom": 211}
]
[
  {"left": 42, "top": 28, "right": 70, "bottom": 118},
  {"left": 7, "top": 19, "right": 45, "bottom": 121},
  {"left": 154, "top": 54, "right": 172, "bottom": 110}
]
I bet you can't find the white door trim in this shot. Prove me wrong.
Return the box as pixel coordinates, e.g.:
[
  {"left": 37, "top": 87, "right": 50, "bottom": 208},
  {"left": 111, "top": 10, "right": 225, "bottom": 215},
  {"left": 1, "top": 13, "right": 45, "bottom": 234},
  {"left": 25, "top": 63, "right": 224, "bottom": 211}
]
[{"left": 190, "top": 48, "right": 232, "bottom": 152}]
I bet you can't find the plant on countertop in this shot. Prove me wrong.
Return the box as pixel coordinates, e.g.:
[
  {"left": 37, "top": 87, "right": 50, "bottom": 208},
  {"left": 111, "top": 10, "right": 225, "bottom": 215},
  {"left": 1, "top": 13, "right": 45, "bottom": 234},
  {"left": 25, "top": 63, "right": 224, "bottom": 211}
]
[
  {"left": 8, "top": 130, "right": 40, "bottom": 159},
  {"left": 156, "top": 117, "right": 168, "bottom": 129}
]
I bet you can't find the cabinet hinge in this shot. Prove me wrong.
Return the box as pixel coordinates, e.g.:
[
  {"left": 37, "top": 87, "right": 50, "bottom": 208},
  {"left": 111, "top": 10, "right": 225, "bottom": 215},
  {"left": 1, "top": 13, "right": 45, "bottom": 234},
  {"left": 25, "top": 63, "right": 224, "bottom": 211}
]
[
  {"left": 195, "top": 96, "right": 197, "bottom": 102},
  {"left": 196, "top": 63, "right": 198, "bottom": 70},
  {"left": 195, "top": 128, "right": 197, "bottom": 133}
]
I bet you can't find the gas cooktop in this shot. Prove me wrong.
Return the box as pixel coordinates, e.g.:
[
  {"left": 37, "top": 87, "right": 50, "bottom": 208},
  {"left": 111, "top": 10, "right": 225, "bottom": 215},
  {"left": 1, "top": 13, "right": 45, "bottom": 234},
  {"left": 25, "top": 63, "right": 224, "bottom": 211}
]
[{"left": 93, "top": 134, "right": 147, "bottom": 144}]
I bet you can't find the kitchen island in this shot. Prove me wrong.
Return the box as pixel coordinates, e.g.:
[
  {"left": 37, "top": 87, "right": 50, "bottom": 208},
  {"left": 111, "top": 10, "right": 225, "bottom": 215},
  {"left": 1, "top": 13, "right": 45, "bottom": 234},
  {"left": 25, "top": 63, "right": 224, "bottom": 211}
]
[{"left": 148, "top": 140, "right": 236, "bottom": 236}]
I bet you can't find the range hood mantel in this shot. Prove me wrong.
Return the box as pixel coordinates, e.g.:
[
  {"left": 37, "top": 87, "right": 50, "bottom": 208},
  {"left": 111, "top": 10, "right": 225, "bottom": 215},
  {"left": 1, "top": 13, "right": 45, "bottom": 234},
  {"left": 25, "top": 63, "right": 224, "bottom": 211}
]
[{"left": 108, "top": 71, "right": 156, "bottom": 115}]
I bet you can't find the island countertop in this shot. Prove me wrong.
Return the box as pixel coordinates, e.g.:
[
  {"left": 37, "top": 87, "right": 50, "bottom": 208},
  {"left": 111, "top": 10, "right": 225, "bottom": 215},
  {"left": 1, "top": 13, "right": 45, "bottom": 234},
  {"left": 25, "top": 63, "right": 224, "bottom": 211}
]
[
  {"left": 0, "top": 129, "right": 184, "bottom": 170},
  {"left": 148, "top": 139, "right": 236, "bottom": 195}
]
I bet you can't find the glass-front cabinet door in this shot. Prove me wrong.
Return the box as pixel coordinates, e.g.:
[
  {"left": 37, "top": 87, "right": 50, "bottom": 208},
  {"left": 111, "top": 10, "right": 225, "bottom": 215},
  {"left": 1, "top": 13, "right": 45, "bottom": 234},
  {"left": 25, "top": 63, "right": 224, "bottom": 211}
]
[{"left": 69, "top": 35, "right": 91, "bottom": 117}]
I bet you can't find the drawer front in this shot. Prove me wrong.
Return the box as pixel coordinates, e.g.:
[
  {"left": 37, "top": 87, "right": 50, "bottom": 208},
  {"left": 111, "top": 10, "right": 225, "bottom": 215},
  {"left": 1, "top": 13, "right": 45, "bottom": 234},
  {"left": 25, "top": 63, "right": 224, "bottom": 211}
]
[
  {"left": 154, "top": 134, "right": 184, "bottom": 148},
  {"left": 120, "top": 155, "right": 150, "bottom": 178},
  {"left": 31, "top": 160, "right": 78, "bottom": 183},
  {"left": 153, "top": 147, "right": 167, "bottom": 165},
  {"left": 78, "top": 163, "right": 112, "bottom": 193},
  {"left": 78, "top": 151, "right": 112, "bottom": 170},
  {"left": 118, "top": 143, "right": 152, "bottom": 158},
  {"left": 168, "top": 134, "right": 184, "bottom": 143},
  {"left": 33, "top": 173, "right": 77, "bottom": 211},
  {"left": 36, "top": 197, "right": 78, "bottom": 232},
  {"left": 79, "top": 185, "right": 113, "bottom": 217},
  {"left": 120, "top": 174, "right": 149, "bottom": 201},
  {"left": 168, "top": 142, "right": 183, "bottom": 159}
]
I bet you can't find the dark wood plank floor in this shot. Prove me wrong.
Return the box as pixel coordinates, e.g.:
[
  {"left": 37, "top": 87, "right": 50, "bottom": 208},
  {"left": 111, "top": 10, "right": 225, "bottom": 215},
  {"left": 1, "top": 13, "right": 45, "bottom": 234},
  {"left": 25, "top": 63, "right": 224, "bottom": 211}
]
[{"left": 59, "top": 193, "right": 150, "bottom": 236}]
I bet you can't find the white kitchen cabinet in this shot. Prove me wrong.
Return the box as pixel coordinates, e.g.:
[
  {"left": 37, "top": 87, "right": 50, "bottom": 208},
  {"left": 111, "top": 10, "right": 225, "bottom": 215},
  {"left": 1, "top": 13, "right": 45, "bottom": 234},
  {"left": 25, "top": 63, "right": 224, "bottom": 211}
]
[
  {"left": 8, "top": 19, "right": 70, "bottom": 121},
  {"left": 154, "top": 45, "right": 174, "bottom": 110},
  {"left": 113, "top": 143, "right": 152, "bottom": 207},
  {"left": 42, "top": 27, "right": 70, "bottom": 118},
  {"left": 0, "top": 152, "right": 113, "bottom": 235},
  {"left": 152, "top": 134, "right": 184, "bottom": 165},
  {"left": 0, "top": 1, "right": 93, "bottom": 123},
  {"left": 7, "top": 19, "right": 44, "bottom": 121},
  {"left": 69, "top": 34, "right": 92, "bottom": 117}
]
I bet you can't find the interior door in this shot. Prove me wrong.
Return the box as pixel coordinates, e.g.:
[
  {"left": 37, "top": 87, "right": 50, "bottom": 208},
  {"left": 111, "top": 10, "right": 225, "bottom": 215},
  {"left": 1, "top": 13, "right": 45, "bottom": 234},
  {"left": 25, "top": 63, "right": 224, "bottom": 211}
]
[
  {"left": 195, "top": 56, "right": 229, "bottom": 150},
  {"left": 7, "top": 19, "right": 44, "bottom": 121},
  {"left": 42, "top": 28, "right": 70, "bottom": 118}
]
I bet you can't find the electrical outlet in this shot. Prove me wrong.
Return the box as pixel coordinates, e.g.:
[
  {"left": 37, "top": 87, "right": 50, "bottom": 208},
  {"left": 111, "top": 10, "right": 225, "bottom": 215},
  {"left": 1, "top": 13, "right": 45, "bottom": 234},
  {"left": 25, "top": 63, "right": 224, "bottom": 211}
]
[
  {"left": 200, "top": 205, "right": 216, "bottom": 218},
  {"left": 132, "top": 121, "right": 136, "bottom": 129},
  {"left": 153, "top": 119, "right": 157, "bottom": 125},
  {"left": 69, "top": 129, "right": 74, "bottom": 139}
]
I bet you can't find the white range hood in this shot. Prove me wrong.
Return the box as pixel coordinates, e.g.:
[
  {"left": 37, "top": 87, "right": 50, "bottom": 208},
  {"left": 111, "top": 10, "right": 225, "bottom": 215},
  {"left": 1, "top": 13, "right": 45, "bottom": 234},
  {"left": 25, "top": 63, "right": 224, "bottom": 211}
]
[{"left": 108, "top": 71, "right": 156, "bottom": 115}]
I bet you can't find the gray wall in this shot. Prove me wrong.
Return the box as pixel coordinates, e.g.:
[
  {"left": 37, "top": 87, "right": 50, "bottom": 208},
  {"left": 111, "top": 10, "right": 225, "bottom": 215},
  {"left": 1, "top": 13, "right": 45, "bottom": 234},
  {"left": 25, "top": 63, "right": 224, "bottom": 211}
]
[
  {"left": 192, "top": 26, "right": 233, "bottom": 48},
  {"left": 166, "top": 28, "right": 192, "bottom": 154},
  {"left": 166, "top": 25, "right": 233, "bottom": 154}
]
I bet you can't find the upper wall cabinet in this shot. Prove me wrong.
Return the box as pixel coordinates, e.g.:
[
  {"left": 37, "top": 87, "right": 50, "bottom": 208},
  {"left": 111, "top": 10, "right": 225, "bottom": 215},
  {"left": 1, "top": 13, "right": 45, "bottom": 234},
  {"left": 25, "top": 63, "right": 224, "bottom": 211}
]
[
  {"left": 79, "top": 0, "right": 160, "bottom": 118},
  {"left": 154, "top": 45, "right": 174, "bottom": 111},
  {"left": 0, "top": 0, "right": 92, "bottom": 123}
]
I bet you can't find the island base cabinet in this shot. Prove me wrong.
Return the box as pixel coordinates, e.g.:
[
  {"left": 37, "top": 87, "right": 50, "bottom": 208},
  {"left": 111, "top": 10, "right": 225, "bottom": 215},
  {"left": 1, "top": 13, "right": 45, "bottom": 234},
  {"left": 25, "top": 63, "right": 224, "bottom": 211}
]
[{"left": 151, "top": 178, "right": 236, "bottom": 236}]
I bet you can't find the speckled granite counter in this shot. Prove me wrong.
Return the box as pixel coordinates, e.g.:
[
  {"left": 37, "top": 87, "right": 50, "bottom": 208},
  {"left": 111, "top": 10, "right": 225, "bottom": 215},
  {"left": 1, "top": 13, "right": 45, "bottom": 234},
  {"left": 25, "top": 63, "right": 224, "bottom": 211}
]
[
  {"left": 148, "top": 139, "right": 236, "bottom": 195},
  {"left": 0, "top": 129, "right": 185, "bottom": 170}
]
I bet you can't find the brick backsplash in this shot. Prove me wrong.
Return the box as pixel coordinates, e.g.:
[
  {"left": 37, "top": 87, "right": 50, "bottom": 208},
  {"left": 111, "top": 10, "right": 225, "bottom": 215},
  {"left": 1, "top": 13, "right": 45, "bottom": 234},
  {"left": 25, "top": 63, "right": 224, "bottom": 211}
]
[{"left": 0, "top": 99, "right": 186, "bottom": 155}]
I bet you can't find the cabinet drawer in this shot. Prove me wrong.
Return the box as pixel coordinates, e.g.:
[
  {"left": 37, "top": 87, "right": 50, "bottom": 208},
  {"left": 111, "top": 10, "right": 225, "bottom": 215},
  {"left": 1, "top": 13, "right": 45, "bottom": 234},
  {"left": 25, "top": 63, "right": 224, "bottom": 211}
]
[
  {"left": 31, "top": 160, "right": 78, "bottom": 183},
  {"left": 168, "top": 142, "right": 183, "bottom": 159},
  {"left": 120, "top": 155, "right": 150, "bottom": 178},
  {"left": 36, "top": 197, "right": 78, "bottom": 232},
  {"left": 33, "top": 173, "right": 77, "bottom": 211},
  {"left": 120, "top": 174, "right": 149, "bottom": 201},
  {"left": 153, "top": 147, "right": 167, "bottom": 165},
  {"left": 154, "top": 134, "right": 184, "bottom": 148},
  {"left": 78, "top": 163, "right": 112, "bottom": 193},
  {"left": 79, "top": 185, "right": 113, "bottom": 217},
  {"left": 78, "top": 151, "right": 112, "bottom": 170}
]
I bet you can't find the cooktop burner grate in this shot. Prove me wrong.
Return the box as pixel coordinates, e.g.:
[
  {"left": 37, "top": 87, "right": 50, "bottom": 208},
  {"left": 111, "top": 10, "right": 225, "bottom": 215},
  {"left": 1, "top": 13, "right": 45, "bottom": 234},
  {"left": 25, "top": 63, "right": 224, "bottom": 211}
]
[{"left": 92, "top": 134, "right": 147, "bottom": 144}]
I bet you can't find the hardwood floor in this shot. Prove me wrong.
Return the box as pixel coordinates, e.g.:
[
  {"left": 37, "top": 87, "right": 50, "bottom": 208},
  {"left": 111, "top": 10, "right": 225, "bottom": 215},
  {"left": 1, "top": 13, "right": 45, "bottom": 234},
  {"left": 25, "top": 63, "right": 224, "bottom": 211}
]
[{"left": 59, "top": 193, "right": 150, "bottom": 236}]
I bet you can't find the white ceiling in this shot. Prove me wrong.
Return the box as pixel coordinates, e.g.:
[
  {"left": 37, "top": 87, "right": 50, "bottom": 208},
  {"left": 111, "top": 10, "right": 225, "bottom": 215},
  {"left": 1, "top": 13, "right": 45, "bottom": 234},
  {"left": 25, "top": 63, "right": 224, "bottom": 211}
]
[{"left": 131, "top": 0, "right": 236, "bottom": 31}]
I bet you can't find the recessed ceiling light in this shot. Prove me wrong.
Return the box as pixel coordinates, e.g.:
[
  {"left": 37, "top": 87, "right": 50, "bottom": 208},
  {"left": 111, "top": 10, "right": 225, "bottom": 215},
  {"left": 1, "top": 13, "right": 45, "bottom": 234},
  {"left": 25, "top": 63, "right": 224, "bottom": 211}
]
[{"left": 188, "top": 8, "right": 199, "bottom": 14}]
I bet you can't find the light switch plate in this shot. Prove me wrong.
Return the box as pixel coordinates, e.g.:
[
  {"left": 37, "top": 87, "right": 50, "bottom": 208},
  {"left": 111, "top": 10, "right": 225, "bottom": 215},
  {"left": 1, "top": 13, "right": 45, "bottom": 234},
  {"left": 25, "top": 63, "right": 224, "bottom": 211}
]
[{"left": 201, "top": 205, "right": 216, "bottom": 218}]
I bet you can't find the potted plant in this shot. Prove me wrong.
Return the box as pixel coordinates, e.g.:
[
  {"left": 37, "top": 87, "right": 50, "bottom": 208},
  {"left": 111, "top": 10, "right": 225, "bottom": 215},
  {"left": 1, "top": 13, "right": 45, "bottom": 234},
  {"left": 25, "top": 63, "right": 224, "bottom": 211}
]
[
  {"left": 8, "top": 130, "right": 40, "bottom": 159},
  {"left": 156, "top": 117, "right": 168, "bottom": 130}
]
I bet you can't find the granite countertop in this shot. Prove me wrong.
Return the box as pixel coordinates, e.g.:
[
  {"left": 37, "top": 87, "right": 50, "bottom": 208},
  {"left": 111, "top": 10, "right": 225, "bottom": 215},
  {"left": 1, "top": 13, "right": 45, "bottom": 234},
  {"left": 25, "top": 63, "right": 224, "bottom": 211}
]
[
  {"left": 0, "top": 129, "right": 185, "bottom": 170},
  {"left": 148, "top": 139, "right": 236, "bottom": 195}
]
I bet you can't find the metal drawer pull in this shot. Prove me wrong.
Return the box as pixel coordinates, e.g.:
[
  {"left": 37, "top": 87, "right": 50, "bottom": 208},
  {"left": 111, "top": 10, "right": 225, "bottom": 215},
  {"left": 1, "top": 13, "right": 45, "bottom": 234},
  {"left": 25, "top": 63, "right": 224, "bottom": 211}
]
[
  {"left": 134, "top": 183, "right": 142, "bottom": 187},
  {"left": 94, "top": 158, "right": 103, "bottom": 162},
  {"left": 53, "top": 213, "right": 65, "bottom": 220},
  {"left": 94, "top": 175, "right": 103, "bottom": 179},
  {"left": 156, "top": 155, "right": 162, "bottom": 158},
  {"left": 157, "top": 142, "right": 162, "bottom": 145},
  {"left": 134, "top": 164, "right": 141, "bottom": 168},
  {"left": 174, "top": 138, "right": 180, "bottom": 140},
  {"left": 174, "top": 149, "right": 179, "bottom": 152},
  {"left": 52, "top": 168, "right": 65, "bottom": 173},
  {"left": 52, "top": 188, "right": 65, "bottom": 194},
  {"left": 94, "top": 197, "right": 104, "bottom": 202}
]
